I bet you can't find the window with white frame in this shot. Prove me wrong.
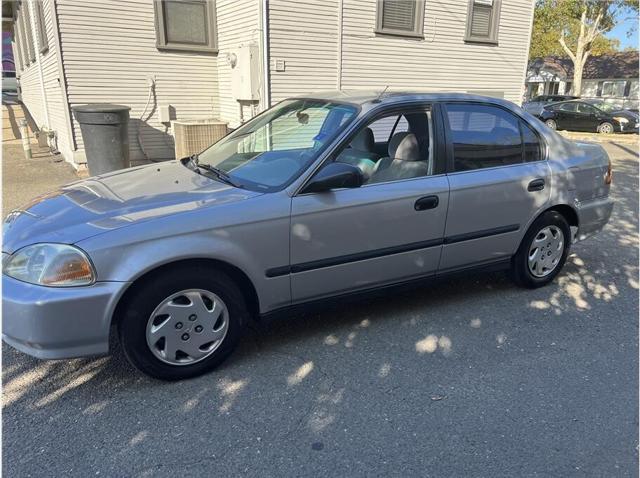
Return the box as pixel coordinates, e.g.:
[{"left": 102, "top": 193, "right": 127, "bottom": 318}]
[
  {"left": 154, "top": 0, "right": 218, "bottom": 53},
  {"left": 601, "top": 80, "right": 626, "bottom": 97},
  {"left": 375, "top": 0, "right": 425, "bottom": 38},
  {"left": 465, "top": 0, "right": 501, "bottom": 44}
]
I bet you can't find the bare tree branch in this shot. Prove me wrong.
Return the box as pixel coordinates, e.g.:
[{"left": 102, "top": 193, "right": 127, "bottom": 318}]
[
  {"left": 579, "top": 7, "right": 586, "bottom": 41},
  {"left": 559, "top": 31, "right": 577, "bottom": 61},
  {"left": 585, "top": 7, "right": 605, "bottom": 43}
]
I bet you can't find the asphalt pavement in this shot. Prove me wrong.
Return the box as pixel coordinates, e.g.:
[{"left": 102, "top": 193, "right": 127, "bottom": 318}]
[{"left": 2, "top": 142, "right": 638, "bottom": 477}]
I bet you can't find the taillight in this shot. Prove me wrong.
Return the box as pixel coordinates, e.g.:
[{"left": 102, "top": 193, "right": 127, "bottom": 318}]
[{"left": 605, "top": 159, "right": 613, "bottom": 185}]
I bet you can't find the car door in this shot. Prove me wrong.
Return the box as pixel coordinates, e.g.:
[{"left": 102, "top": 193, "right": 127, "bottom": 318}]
[
  {"left": 575, "top": 102, "right": 601, "bottom": 131},
  {"left": 288, "top": 105, "right": 449, "bottom": 303},
  {"left": 439, "top": 102, "right": 551, "bottom": 272},
  {"left": 553, "top": 102, "right": 577, "bottom": 130}
]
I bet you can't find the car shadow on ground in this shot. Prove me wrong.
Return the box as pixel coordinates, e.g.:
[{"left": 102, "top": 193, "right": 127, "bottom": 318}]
[{"left": 3, "top": 239, "right": 635, "bottom": 411}]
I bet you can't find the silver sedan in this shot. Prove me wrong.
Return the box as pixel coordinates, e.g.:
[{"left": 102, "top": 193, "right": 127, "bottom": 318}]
[{"left": 2, "top": 92, "right": 614, "bottom": 380}]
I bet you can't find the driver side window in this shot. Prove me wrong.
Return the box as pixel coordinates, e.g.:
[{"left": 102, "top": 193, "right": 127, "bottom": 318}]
[{"left": 335, "top": 109, "right": 434, "bottom": 185}]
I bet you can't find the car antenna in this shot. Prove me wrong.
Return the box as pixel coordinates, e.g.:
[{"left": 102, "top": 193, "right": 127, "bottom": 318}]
[{"left": 372, "top": 85, "right": 389, "bottom": 103}]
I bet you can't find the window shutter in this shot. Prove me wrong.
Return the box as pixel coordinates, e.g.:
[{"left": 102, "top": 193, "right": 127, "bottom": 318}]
[
  {"left": 34, "top": 1, "right": 49, "bottom": 53},
  {"left": 381, "top": 0, "right": 416, "bottom": 32},
  {"left": 470, "top": 3, "right": 492, "bottom": 37},
  {"left": 22, "top": 4, "right": 36, "bottom": 63}
]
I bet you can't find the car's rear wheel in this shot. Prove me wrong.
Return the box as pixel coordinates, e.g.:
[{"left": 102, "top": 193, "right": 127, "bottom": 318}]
[
  {"left": 511, "top": 211, "right": 571, "bottom": 288},
  {"left": 597, "top": 121, "right": 614, "bottom": 134},
  {"left": 544, "top": 119, "right": 557, "bottom": 130},
  {"left": 117, "top": 265, "right": 247, "bottom": 380}
]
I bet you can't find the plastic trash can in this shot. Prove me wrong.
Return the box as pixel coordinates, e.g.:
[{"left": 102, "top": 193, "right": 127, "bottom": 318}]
[{"left": 72, "top": 104, "right": 131, "bottom": 176}]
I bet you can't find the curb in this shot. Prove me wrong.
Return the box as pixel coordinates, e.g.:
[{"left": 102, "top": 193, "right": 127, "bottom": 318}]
[{"left": 558, "top": 131, "right": 639, "bottom": 145}]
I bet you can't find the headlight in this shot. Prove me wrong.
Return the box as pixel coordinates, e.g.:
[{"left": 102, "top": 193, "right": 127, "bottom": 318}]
[
  {"left": 613, "top": 116, "right": 629, "bottom": 124},
  {"left": 3, "top": 244, "right": 95, "bottom": 286}
]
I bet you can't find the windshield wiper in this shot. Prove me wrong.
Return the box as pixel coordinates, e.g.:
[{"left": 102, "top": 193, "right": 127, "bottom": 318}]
[{"left": 189, "top": 154, "right": 243, "bottom": 188}]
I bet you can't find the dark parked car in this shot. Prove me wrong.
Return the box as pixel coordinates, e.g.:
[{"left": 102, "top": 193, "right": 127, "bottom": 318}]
[
  {"left": 540, "top": 100, "right": 639, "bottom": 134},
  {"left": 523, "top": 95, "right": 579, "bottom": 117}
]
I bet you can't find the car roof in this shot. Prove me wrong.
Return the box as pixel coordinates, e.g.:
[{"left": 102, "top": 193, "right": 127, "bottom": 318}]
[
  {"left": 288, "top": 89, "right": 517, "bottom": 111},
  {"left": 550, "top": 99, "right": 584, "bottom": 105}
]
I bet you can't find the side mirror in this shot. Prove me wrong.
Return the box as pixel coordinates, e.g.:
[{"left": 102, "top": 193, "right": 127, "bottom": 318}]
[{"left": 302, "top": 162, "right": 364, "bottom": 194}]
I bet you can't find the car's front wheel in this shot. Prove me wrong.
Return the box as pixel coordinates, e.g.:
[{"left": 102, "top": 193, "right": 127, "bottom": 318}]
[
  {"left": 117, "top": 265, "right": 247, "bottom": 380},
  {"left": 597, "top": 121, "right": 614, "bottom": 134},
  {"left": 544, "top": 119, "right": 557, "bottom": 130},
  {"left": 511, "top": 211, "right": 571, "bottom": 288}
]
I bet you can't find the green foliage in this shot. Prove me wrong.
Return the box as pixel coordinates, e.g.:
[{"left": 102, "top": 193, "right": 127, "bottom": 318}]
[{"left": 529, "top": 0, "right": 638, "bottom": 59}]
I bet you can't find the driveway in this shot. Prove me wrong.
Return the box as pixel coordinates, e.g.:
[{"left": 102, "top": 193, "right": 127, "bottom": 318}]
[{"left": 3, "top": 142, "right": 638, "bottom": 477}]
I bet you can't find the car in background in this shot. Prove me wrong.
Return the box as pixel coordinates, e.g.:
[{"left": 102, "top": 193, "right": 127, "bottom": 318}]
[
  {"left": 540, "top": 99, "right": 640, "bottom": 134},
  {"left": 584, "top": 98, "right": 640, "bottom": 122},
  {"left": 2, "top": 70, "right": 17, "bottom": 95},
  {"left": 523, "top": 95, "right": 579, "bottom": 117}
]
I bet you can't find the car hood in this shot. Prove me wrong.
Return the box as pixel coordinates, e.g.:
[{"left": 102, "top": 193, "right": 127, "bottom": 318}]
[
  {"left": 2, "top": 161, "right": 262, "bottom": 253},
  {"left": 610, "top": 109, "right": 639, "bottom": 121}
]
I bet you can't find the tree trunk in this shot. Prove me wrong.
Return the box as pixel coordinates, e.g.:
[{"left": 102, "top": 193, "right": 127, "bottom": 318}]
[
  {"left": 573, "top": 52, "right": 584, "bottom": 95},
  {"left": 558, "top": 7, "right": 603, "bottom": 97}
]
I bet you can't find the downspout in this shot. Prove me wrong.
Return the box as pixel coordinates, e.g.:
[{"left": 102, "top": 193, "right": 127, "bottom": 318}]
[
  {"left": 28, "top": 0, "right": 50, "bottom": 129},
  {"left": 260, "top": 0, "right": 271, "bottom": 111},
  {"left": 336, "top": 0, "right": 343, "bottom": 90}
]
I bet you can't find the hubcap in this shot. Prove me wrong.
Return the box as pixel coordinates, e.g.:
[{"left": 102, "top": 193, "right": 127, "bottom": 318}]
[
  {"left": 527, "top": 225, "right": 564, "bottom": 278},
  {"left": 145, "top": 289, "right": 229, "bottom": 366},
  {"left": 600, "top": 123, "right": 613, "bottom": 133},
  {"left": 545, "top": 120, "right": 556, "bottom": 129}
]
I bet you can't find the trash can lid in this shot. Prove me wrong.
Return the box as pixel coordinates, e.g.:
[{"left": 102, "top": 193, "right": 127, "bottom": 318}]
[{"left": 72, "top": 104, "right": 131, "bottom": 113}]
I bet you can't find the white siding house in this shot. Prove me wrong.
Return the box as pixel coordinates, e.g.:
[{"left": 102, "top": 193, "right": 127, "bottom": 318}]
[{"left": 12, "top": 0, "right": 535, "bottom": 168}]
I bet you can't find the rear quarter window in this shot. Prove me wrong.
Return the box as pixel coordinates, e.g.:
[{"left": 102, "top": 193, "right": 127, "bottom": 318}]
[{"left": 521, "top": 121, "right": 541, "bottom": 162}]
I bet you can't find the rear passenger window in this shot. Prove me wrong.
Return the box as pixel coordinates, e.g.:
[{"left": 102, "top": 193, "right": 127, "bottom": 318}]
[
  {"left": 445, "top": 103, "right": 523, "bottom": 171},
  {"left": 559, "top": 103, "right": 577, "bottom": 112}
]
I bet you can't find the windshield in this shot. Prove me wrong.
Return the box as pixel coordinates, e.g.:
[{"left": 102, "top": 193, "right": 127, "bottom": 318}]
[
  {"left": 196, "top": 99, "right": 359, "bottom": 192},
  {"left": 586, "top": 100, "right": 617, "bottom": 113}
]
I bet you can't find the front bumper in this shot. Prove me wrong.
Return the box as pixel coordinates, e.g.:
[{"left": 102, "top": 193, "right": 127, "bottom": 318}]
[
  {"left": 618, "top": 122, "right": 639, "bottom": 133},
  {"left": 575, "top": 195, "right": 614, "bottom": 241},
  {"left": 2, "top": 275, "right": 129, "bottom": 359}
]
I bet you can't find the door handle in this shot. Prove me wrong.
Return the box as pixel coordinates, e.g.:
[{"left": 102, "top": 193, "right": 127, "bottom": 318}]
[
  {"left": 528, "top": 178, "right": 545, "bottom": 192},
  {"left": 414, "top": 195, "right": 439, "bottom": 211}
]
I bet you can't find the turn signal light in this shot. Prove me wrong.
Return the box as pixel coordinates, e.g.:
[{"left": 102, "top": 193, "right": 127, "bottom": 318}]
[{"left": 604, "top": 159, "right": 613, "bottom": 185}]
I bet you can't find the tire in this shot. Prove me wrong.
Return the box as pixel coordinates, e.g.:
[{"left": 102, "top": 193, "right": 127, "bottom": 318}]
[
  {"left": 511, "top": 211, "right": 571, "bottom": 288},
  {"left": 544, "top": 119, "right": 557, "bottom": 130},
  {"left": 597, "top": 121, "right": 614, "bottom": 134},
  {"left": 117, "top": 265, "right": 247, "bottom": 380}
]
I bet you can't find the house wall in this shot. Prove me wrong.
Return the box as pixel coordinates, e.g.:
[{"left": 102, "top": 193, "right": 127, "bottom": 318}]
[
  {"left": 268, "top": 0, "right": 535, "bottom": 105},
  {"left": 215, "top": 0, "right": 262, "bottom": 128},
  {"left": 581, "top": 78, "right": 639, "bottom": 110},
  {"left": 268, "top": 0, "right": 340, "bottom": 102},
  {"left": 56, "top": 0, "right": 222, "bottom": 165},
  {"left": 15, "top": 0, "right": 73, "bottom": 160}
]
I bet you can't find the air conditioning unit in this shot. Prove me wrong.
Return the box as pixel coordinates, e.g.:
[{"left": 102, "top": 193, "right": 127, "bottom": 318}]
[{"left": 173, "top": 120, "right": 228, "bottom": 159}]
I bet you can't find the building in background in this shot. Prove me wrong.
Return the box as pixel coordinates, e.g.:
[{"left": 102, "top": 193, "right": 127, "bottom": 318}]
[
  {"left": 11, "top": 0, "right": 535, "bottom": 169},
  {"left": 526, "top": 51, "right": 639, "bottom": 110}
]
